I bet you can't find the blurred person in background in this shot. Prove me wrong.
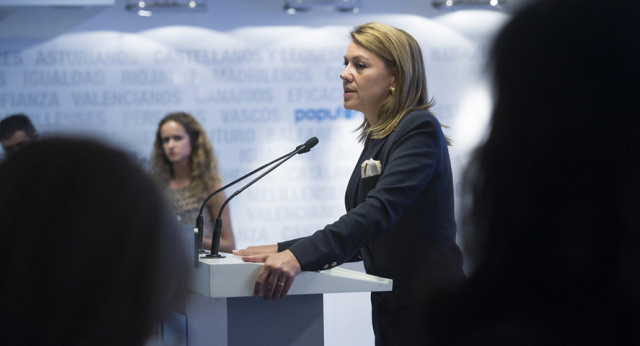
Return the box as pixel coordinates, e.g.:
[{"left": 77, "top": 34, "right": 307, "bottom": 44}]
[
  {"left": 0, "top": 113, "right": 38, "bottom": 158},
  {"left": 427, "top": 0, "right": 640, "bottom": 344},
  {"left": 0, "top": 137, "right": 189, "bottom": 346}
]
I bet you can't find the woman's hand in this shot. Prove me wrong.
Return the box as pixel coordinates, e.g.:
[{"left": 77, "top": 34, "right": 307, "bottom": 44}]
[
  {"left": 240, "top": 250, "right": 301, "bottom": 300},
  {"left": 232, "top": 244, "right": 278, "bottom": 256}
]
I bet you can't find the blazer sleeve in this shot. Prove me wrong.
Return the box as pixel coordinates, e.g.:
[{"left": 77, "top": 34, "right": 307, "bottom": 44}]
[
  {"left": 287, "top": 111, "right": 446, "bottom": 271},
  {"left": 278, "top": 237, "right": 305, "bottom": 252}
]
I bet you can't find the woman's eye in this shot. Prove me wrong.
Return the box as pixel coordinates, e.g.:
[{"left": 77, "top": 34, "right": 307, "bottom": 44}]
[
  {"left": 357, "top": 63, "right": 366, "bottom": 69},
  {"left": 162, "top": 138, "right": 169, "bottom": 144}
]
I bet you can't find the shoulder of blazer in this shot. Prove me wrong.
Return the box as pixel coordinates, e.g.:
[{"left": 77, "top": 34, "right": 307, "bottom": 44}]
[{"left": 389, "top": 109, "right": 440, "bottom": 140}]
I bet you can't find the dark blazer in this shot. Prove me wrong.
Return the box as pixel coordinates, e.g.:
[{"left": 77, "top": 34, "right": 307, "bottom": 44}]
[{"left": 279, "top": 110, "right": 464, "bottom": 344}]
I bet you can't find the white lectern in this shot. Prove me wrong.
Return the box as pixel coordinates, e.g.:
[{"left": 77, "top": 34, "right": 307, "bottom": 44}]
[{"left": 175, "top": 253, "right": 392, "bottom": 346}]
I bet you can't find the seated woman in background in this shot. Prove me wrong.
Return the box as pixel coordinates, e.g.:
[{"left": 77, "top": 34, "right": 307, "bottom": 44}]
[
  {"left": 152, "top": 112, "right": 235, "bottom": 253},
  {"left": 0, "top": 138, "right": 188, "bottom": 346}
]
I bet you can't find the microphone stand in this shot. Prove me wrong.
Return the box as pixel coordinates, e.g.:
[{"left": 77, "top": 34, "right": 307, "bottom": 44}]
[
  {"left": 195, "top": 151, "right": 296, "bottom": 253},
  {"left": 206, "top": 138, "right": 318, "bottom": 258}
]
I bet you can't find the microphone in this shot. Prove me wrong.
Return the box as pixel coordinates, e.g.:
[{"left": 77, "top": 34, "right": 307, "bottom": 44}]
[
  {"left": 205, "top": 137, "right": 319, "bottom": 258},
  {"left": 296, "top": 136, "right": 319, "bottom": 154}
]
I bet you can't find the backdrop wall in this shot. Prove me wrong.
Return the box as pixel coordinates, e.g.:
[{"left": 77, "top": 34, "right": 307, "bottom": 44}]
[{"left": 0, "top": 1, "right": 506, "bottom": 344}]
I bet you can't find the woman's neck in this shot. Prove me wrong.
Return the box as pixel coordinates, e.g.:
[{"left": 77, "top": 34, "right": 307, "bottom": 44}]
[
  {"left": 365, "top": 110, "right": 378, "bottom": 127},
  {"left": 170, "top": 161, "right": 190, "bottom": 190}
]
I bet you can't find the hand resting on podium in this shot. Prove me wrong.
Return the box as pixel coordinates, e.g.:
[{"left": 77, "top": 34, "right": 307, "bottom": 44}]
[
  {"left": 233, "top": 244, "right": 277, "bottom": 256},
  {"left": 233, "top": 246, "right": 301, "bottom": 300}
]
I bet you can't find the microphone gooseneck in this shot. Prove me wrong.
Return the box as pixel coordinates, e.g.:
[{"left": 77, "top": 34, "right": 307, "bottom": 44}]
[
  {"left": 194, "top": 150, "right": 295, "bottom": 252},
  {"left": 206, "top": 137, "right": 319, "bottom": 258}
]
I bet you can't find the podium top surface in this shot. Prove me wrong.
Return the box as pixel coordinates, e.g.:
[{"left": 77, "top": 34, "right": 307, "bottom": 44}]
[{"left": 188, "top": 253, "right": 393, "bottom": 298}]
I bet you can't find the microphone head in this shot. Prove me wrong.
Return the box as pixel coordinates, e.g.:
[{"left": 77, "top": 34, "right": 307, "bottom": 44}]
[
  {"left": 297, "top": 137, "right": 319, "bottom": 154},
  {"left": 305, "top": 137, "right": 319, "bottom": 149}
]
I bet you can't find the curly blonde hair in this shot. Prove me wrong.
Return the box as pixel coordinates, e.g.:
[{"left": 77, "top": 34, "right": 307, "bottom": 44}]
[{"left": 151, "top": 112, "right": 221, "bottom": 195}]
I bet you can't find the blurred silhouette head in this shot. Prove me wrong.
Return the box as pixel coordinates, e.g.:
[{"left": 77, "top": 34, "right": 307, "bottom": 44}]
[
  {"left": 426, "top": 1, "right": 640, "bottom": 345},
  {"left": 463, "top": 0, "right": 640, "bottom": 298},
  {"left": 0, "top": 137, "right": 188, "bottom": 346},
  {"left": 0, "top": 114, "right": 38, "bottom": 157}
]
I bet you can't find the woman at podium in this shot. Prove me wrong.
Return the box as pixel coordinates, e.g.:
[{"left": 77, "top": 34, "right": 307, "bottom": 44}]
[
  {"left": 235, "top": 22, "right": 465, "bottom": 345},
  {"left": 151, "top": 112, "right": 236, "bottom": 253}
]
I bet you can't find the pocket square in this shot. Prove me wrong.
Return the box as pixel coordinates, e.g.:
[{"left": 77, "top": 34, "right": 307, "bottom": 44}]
[{"left": 361, "top": 158, "right": 382, "bottom": 178}]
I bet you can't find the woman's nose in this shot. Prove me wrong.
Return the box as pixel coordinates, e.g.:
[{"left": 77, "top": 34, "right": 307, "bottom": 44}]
[{"left": 340, "top": 67, "right": 351, "bottom": 81}]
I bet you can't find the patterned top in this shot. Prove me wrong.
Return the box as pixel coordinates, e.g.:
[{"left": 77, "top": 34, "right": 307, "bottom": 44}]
[{"left": 166, "top": 187, "right": 213, "bottom": 239}]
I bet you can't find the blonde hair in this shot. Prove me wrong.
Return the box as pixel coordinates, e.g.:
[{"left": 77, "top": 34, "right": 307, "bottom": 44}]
[
  {"left": 151, "top": 112, "right": 221, "bottom": 195},
  {"left": 351, "top": 22, "right": 450, "bottom": 145}
]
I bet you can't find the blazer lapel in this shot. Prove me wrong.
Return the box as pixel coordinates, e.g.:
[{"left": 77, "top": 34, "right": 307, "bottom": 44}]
[{"left": 345, "top": 137, "right": 388, "bottom": 210}]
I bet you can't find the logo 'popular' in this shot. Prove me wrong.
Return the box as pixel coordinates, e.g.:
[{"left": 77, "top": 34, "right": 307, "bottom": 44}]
[{"left": 294, "top": 107, "right": 356, "bottom": 123}]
